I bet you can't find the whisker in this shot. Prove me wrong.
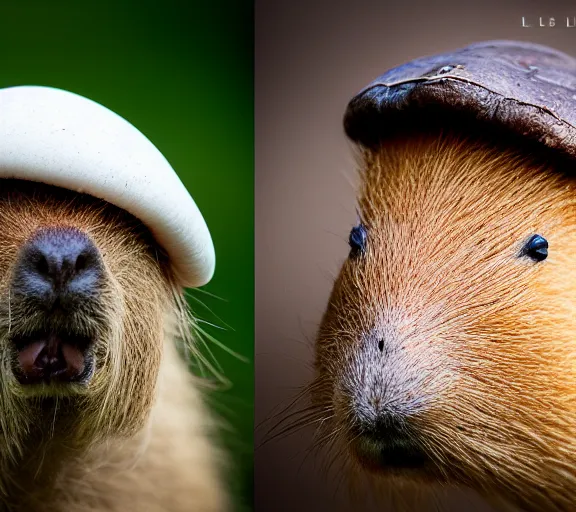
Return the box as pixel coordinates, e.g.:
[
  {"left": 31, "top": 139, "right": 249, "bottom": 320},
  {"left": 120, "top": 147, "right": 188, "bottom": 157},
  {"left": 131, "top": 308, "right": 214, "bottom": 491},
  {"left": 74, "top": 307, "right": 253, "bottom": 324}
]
[
  {"left": 259, "top": 412, "right": 334, "bottom": 448},
  {"left": 255, "top": 379, "right": 326, "bottom": 432}
]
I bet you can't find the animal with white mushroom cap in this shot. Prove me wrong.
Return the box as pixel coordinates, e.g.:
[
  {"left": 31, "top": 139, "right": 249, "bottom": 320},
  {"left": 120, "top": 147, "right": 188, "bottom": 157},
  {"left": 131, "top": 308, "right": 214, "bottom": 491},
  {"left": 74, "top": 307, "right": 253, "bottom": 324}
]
[{"left": 0, "top": 86, "right": 225, "bottom": 511}]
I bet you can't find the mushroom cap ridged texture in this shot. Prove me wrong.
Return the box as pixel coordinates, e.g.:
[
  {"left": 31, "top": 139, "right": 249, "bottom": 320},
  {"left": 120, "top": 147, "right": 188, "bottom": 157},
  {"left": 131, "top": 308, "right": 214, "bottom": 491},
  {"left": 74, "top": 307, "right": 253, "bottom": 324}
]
[
  {"left": 0, "top": 85, "right": 215, "bottom": 288},
  {"left": 344, "top": 39, "right": 576, "bottom": 159}
]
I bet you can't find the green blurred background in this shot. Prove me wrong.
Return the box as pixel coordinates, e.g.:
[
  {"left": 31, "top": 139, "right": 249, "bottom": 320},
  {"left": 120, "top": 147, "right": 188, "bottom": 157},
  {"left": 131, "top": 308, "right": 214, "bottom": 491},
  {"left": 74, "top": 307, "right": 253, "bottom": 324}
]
[{"left": 0, "top": 2, "right": 253, "bottom": 511}]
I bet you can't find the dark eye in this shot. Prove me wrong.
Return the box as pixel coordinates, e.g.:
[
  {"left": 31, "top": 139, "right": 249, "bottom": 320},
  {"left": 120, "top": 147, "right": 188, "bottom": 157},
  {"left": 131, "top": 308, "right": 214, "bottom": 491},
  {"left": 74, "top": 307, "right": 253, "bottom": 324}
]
[
  {"left": 349, "top": 224, "right": 367, "bottom": 257},
  {"left": 522, "top": 234, "right": 548, "bottom": 262}
]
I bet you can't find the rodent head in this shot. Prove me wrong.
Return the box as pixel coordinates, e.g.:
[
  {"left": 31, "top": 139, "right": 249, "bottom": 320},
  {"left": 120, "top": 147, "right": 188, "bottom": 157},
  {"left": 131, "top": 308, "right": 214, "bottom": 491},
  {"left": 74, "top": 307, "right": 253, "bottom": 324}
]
[
  {"left": 312, "top": 131, "right": 576, "bottom": 510},
  {"left": 0, "top": 179, "right": 188, "bottom": 458}
]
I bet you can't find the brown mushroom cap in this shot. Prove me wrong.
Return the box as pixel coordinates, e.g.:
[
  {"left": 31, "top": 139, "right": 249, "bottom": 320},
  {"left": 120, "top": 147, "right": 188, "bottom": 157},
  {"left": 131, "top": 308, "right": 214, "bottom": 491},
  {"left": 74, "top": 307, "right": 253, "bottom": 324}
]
[{"left": 344, "top": 40, "right": 576, "bottom": 158}]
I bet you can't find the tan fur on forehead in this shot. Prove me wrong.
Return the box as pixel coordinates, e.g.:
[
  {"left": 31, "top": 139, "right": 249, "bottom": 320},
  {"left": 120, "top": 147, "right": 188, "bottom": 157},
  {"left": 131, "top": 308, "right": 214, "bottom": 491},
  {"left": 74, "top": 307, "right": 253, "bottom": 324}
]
[
  {"left": 352, "top": 132, "right": 576, "bottom": 320},
  {"left": 0, "top": 182, "right": 168, "bottom": 271},
  {"left": 313, "top": 131, "right": 576, "bottom": 510},
  {"left": 357, "top": 131, "right": 575, "bottom": 228}
]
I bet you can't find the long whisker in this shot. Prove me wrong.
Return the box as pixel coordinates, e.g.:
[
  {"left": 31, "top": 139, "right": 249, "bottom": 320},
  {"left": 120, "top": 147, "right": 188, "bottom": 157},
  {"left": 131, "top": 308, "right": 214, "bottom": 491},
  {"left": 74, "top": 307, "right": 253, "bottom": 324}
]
[
  {"left": 255, "top": 379, "right": 326, "bottom": 431},
  {"left": 259, "top": 412, "right": 334, "bottom": 448}
]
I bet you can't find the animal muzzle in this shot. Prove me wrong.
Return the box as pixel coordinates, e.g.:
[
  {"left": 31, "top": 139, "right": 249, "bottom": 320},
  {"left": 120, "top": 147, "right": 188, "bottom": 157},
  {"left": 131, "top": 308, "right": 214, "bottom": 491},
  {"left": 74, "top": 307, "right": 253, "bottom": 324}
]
[
  {"left": 341, "top": 376, "right": 433, "bottom": 474},
  {"left": 9, "top": 226, "right": 105, "bottom": 385},
  {"left": 336, "top": 331, "right": 450, "bottom": 476}
]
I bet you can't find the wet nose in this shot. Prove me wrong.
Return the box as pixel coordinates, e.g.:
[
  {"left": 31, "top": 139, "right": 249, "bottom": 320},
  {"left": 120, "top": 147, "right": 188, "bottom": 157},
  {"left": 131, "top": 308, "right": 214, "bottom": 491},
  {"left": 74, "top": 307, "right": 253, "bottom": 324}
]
[{"left": 12, "top": 227, "right": 103, "bottom": 308}]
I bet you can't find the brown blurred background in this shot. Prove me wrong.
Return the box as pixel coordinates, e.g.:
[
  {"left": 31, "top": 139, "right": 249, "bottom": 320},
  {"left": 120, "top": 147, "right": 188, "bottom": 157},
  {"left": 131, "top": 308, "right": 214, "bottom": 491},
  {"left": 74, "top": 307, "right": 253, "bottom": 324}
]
[{"left": 255, "top": 0, "right": 576, "bottom": 510}]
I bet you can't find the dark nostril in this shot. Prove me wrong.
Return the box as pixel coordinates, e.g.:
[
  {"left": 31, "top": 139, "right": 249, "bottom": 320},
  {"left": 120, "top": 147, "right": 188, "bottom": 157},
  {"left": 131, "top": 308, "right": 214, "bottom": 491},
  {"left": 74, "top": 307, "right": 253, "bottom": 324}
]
[
  {"left": 75, "top": 253, "right": 88, "bottom": 272},
  {"left": 378, "top": 339, "right": 384, "bottom": 352},
  {"left": 13, "top": 227, "right": 103, "bottom": 306},
  {"left": 28, "top": 230, "right": 98, "bottom": 280},
  {"left": 35, "top": 253, "right": 50, "bottom": 276}
]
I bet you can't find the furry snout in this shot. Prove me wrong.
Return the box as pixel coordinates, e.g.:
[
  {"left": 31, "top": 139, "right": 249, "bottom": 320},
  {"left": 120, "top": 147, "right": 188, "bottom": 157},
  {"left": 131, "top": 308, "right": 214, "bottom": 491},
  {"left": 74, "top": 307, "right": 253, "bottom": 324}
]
[
  {"left": 336, "top": 330, "right": 445, "bottom": 474},
  {"left": 8, "top": 226, "right": 107, "bottom": 387}
]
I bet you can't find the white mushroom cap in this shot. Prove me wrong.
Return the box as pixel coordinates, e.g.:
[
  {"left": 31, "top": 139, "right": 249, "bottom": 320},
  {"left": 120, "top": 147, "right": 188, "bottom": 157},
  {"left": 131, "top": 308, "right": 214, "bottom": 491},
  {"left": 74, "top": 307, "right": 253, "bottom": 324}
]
[{"left": 0, "top": 85, "right": 215, "bottom": 288}]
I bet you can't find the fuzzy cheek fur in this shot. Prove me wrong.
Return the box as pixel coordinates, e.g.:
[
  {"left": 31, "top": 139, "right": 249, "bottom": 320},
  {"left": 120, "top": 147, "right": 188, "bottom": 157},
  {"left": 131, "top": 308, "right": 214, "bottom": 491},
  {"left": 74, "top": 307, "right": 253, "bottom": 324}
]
[
  {"left": 312, "top": 132, "right": 576, "bottom": 511},
  {"left": 0, "top": 180, "right": 178, "bottom": 458}
]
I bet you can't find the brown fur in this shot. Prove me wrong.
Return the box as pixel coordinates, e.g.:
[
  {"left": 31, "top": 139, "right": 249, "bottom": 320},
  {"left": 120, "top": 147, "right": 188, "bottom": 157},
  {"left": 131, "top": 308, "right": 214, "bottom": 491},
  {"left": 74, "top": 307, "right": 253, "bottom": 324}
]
[
  {"left": 0, "top": 180, "right": 226, "bottom": 511},
  {"left": 311, "top": 130, "right": 576, "bottom": 511}
]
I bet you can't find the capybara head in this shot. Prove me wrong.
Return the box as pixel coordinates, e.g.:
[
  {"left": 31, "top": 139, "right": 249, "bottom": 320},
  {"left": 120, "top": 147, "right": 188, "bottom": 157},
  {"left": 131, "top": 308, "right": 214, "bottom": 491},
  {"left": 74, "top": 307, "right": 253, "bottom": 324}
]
[
  {"left": 311, "top": 130, "right": 576, "bottom": 511},
  {"left": 0, "top": 179, "right": 189, "bottom": 460}
]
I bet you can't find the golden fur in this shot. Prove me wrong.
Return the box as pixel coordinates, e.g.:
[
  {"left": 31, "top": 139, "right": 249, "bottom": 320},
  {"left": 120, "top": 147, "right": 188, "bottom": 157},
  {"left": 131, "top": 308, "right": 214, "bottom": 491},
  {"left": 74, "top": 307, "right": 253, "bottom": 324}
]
[
  {"left": 0, "top": 180, "right": 226, "bottom": 511},
  {"left": 311, "top": 130, "right": 576, "bottom": 511}
]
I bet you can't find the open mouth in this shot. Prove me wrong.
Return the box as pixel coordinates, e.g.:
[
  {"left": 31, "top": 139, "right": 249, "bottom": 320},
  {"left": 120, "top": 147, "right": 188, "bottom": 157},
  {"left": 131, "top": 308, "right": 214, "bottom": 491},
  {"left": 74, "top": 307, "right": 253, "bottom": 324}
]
[{"left": 11, "top": 331, "right": 94, "bottom": 385}]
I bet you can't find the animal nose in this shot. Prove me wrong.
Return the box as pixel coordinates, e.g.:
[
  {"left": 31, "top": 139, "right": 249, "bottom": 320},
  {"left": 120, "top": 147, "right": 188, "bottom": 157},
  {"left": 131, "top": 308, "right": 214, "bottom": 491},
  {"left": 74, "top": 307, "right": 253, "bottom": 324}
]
[
  {"left": 351, "top": 413, "right": 429, "bottom": 470},
  {"left": 361, "top": 413, "right": 412, "bottom": 443},
  {"left": 12, "top": 227, "right": 103, "bottom": 308}
]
